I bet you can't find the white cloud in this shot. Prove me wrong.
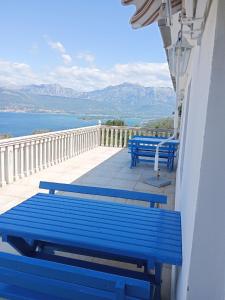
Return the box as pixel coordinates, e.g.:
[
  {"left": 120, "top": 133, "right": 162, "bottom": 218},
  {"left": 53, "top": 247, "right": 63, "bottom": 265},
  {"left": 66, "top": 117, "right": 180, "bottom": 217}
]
[
  {"left": 0, "top": 59, "right": 172, "bottom": 91},
  {"left": 62, "top": 54, "right": 72, "bottom": 65},
  {"left": 47, "top": 62, "right": 172, "bottom": 91},
  {"left": 77, "top": 52, "right": 95, "bottom": 64},
  {"left": 48, "top": 41, "right": 66, "bottom": 53},
  {"left": 46, "top": 38, "right": 72, "bottom": 65},
  {"left": 0, "top": 60, "right": 41, "bottom": 87}
]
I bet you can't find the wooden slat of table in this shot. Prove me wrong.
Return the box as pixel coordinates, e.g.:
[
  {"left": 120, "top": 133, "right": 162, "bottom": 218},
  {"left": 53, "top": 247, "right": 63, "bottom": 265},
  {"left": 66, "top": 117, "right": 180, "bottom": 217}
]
[{"left": 0, "top": 193, "right": 182, "bottom": 266}]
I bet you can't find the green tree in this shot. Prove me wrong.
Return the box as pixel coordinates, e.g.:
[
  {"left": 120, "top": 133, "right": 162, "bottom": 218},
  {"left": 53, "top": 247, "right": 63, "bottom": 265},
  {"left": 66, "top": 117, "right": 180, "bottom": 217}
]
[
  {"left": 145, "top": 117, "right": 173, "bottom": 129},
  {"left": 0, "top": 133, "right": 12, "bottom": 139},
  {"left": 32, "top": 129, "right": 52, "bottom": 135},
  {"left": 104, "top": 119, "right": 125, "bottom": 126}
]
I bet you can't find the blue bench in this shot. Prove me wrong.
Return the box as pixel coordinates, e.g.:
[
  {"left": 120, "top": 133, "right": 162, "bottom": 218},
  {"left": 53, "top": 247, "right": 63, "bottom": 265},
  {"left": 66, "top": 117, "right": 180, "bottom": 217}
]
[
  {"left": 39, "top": 181, "right": 167, "bottom": 208},
  {"left": 0, "top": 252, "right": 152, "bottom": 300},
  {"left": 128, "top": 136, "right": 178, "bottom": 171}
]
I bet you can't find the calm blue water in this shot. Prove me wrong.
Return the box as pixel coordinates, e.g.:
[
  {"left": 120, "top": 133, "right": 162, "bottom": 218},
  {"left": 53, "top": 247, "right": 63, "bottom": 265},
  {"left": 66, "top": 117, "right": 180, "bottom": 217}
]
[{"left": 0, "top": 112, "right": 143, "bottom": 137}]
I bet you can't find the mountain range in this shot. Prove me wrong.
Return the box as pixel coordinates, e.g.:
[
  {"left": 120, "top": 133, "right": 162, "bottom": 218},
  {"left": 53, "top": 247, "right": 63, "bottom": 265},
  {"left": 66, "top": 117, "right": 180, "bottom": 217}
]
[{"left": 0, "top": 83, "right": 175, "bottom": 118}]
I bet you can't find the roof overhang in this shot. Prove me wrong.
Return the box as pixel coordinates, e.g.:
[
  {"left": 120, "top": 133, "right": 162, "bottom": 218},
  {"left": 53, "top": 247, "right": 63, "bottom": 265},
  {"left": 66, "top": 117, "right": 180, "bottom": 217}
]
[{"left": 122, "top": 0, "right": 182, "bottom": 29}]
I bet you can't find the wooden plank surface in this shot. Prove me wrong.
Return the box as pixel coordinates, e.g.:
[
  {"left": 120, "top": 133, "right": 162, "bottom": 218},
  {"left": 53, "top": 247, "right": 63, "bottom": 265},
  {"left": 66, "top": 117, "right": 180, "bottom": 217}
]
[{"left": 0, "top": 193, "right": 182, "bottom": 266}]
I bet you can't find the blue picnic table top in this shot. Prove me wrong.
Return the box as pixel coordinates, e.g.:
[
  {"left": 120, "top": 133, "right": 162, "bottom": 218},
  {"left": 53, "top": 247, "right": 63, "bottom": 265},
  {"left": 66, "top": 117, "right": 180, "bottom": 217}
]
[
  {"left": 0, "top": 193, "right": 182, "bottom": 267},
  {"left": 130, "top": 137, "right": 180, "bottom": 146}
]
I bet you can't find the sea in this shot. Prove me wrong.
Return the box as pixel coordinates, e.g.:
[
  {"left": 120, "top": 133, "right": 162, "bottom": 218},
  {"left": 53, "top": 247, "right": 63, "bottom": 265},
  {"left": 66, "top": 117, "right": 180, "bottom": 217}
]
[{"left": 0, "top": 112, "right": 145, "bottom": 138}]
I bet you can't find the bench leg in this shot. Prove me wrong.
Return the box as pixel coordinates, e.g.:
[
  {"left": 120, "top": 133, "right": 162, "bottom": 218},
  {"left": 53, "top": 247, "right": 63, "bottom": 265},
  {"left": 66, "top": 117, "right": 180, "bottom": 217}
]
[
  {"left": 154, "top": 263, "right": 162, "bottom": 300},
  {"left": 5, "top": 236, "right": 38, "bottom": 256}
]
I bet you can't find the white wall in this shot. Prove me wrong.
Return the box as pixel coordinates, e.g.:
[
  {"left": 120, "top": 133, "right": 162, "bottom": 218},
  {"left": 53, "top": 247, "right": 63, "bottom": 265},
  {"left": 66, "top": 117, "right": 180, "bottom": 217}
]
[{"left": 174, "top": 0, "right": 225, "bottom": 299}]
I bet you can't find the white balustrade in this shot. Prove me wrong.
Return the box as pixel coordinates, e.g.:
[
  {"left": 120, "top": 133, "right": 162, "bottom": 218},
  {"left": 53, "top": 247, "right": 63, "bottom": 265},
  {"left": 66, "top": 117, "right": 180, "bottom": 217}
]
[
  {"left": 100, "top": 126, "right": 173, "bottom": 148},
  {"left": 0, "top": 124, "right": 173, "bottom": 187},
  {"left": 0, "top": 125, "right": 101, "bottom": 186}
]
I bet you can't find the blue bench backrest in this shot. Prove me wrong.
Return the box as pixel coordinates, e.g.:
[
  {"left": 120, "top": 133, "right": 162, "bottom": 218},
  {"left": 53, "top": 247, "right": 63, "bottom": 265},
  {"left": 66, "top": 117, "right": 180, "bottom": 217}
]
[
  {"left": 0, "top": 252, "right": 151, "bottom": 300},
  {"left": 39, "top": 181, "right": 167, "bottom": 206}
]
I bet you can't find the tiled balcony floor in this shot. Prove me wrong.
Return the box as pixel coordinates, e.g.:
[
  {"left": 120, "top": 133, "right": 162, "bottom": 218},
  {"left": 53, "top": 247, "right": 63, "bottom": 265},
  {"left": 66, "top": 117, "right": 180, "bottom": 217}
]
[{"left": 0, "top": 146, "right": 176, "bottom": 300}]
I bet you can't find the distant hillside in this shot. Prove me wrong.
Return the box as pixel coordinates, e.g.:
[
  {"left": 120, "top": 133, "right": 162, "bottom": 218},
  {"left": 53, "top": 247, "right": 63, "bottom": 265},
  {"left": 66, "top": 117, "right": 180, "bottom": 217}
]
[{"left": 0, "top": 83, "right": 175, "bottom": 118}]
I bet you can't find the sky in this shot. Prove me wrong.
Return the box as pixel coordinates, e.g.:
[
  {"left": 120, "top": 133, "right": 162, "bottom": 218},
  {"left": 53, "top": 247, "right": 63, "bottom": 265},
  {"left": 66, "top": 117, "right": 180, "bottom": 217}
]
[{"left": 0, "top": 0, "right": 172, "bottom": 91}]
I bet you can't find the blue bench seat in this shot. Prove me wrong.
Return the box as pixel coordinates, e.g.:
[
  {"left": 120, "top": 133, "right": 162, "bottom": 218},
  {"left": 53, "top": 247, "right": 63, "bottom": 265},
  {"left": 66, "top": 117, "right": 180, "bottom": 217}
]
[{"left": 0, "top": 252, "right": 152, "bottom": 300}]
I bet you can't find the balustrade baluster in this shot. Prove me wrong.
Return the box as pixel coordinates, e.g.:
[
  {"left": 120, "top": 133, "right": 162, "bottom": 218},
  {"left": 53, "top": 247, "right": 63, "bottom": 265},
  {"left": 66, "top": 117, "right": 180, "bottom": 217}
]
[
  {"left": 105, "top": 128, "right": 109, "bottom": 147},
  {"left": 114, "top": 129, "right": 118, "bottom": 147},
  {"left": 101, "top": 127, "right": 105, "bottom": 146},
  {"left": 18, "top": 143, "right": 25, "bottom": 179},
  {"left": 30, "top": 141, "right": 35, "bottom": 174},
  {"left": 119, "top": 129, "right": 123, "bottom": 147},
  {"left": 42, "top": 139, "right": 47, "bottom": 169},
  {"left": 0, "top": 147, "right": 6, "bottom": 187},
  {"left": 35, "top": 140, "right": 39, "bottom": 171},
  {"left": 110, "top": 128, "right": 114, "bottom": 147},
  {"left": 39, "top": 140, "right": 44, "bottom": 170},
  {"left": 24, "top": 142, "right": 30, "bottom": 177},
  {"left": 14, "top": 144, "right": 19, "bottom": 181},
  {"left": 123, "top": 129, "right": 128, "bottom": 147},
  {"left": 47, "top": 138, "right": 51, "bottom": 167}
]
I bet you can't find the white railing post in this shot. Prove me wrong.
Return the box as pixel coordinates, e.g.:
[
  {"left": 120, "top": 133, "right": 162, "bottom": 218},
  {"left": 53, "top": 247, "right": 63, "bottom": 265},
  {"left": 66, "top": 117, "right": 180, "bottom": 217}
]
[
  {"left": 101, "top": 127, "right": 105, "bottom": 146},
  {"left": 14, "top": 144, "right": 19, "bottom": 181},
  {"left": 19, "top": 143, "right": 25, "bottom": 178},
  {"left": 119, "top": 129, "right": 123, "bottom": 148},
  {"left": 114, "top": 129, "right": 119, "bottom": 147},
  {"left": 5, "top": 145, "right": 14, "bottom": 184},
  {"left": 0, "top": 147, "right": 6, "bottom": 187},
  {"left": 110, "top": 128, "right": 114, "bottom": 147},
  {"left": 24, "top": 142, "right": 30, "bottom": 177},
  {"left": 46, "top": 138, "right": 51, "bottom": 168},
  {"left": 30, "top": 141, "right": 35, "bottom": 175},
  {"left": 53, "top": 137, "right": 58, "bottom": 165},
  {"left": 105, "top": 128, "right": 109, "bottom": 147},
  {"left": 34, "top": 140, "right": 39, "bottom": 172},
  {"left": 123, "top": 129, "right": 128, "bottom": 147}
]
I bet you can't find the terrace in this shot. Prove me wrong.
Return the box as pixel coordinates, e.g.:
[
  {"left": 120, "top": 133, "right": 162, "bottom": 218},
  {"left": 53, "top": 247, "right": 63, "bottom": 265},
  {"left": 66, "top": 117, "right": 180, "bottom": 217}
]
[{"left": 0, "top": 125, "right": 176, "bottom": 299}]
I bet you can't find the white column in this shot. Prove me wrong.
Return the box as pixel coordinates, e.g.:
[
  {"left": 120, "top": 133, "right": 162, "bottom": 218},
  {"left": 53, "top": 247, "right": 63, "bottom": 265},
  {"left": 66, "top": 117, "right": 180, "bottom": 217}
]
[
  {"left": 39, "top": 140, "right": 43, "bottom": 170},
  {"left": 105, "top": 128, "right": 109, "bottom": 147},
  {"left": 30, "top": 141, "right": 35, "bottom": 174},
  {"left": 123, "top": 129, "right": 128, "bottom": 147},
  {"left": 54, "top": 137, "right": 58, "bottom": 164},
  {"left": 47, "top": 138, "right": 51, "bottom": 167},
  {"left": 69, "top": 133, "right": 73, "bottom": 158},
  {"left": 51, "top": 138, "right": 55, "bottom": 166},
  {"left": 42, "top": 138, "right": 47, "bottom": 169},
  {"left": 101, "top": 127, "right": 105, "bottom": 146},
  {"left": 110, "top": 128, "right": 114, "bottom": 147},
  {"left": 14, "top": 144, "right": 19, "bottom": 181},
  {"left": 5, "top": 145, "right": 14, "bottom": 184},
  {"left": 119, "top": 129, "right": 123, "bottom": 148},
  {"left": 114, "top": 129, "right": 118, "bottom": 147},
  {"left": 24, "top": 142, "right": 30, "bottom": 177},
  {"left": 19, "top": 143, "right": 25, "bottom": 178},
  {"left": 0, "top": 147, "right": 6, "bottom": 187},
  {"left": 35, "top": 140, "right": 39, "bottom": 172}
]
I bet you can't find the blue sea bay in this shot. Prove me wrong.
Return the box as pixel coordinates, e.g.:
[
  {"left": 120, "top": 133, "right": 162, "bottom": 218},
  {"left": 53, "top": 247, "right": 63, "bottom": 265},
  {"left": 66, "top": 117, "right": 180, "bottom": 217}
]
[{"left": 0, "top": 112, "right": 143, "bottom": 137}]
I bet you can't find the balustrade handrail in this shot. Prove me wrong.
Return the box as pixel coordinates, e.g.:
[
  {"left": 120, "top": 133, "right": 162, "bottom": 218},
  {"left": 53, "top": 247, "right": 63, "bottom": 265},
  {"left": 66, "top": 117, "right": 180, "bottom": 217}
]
[{"left": 0, "top": 125, "right": 100, "bottom": 146}]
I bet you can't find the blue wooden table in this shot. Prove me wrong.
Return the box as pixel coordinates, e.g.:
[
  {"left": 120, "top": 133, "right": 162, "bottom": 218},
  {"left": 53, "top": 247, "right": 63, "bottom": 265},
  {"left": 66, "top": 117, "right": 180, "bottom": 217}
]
[
  {"left": 0, "top": 192, "right": 182, "bottom": 299},
  {"left": 129, "top": 136, "right": 179, "bottom": 170}
]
